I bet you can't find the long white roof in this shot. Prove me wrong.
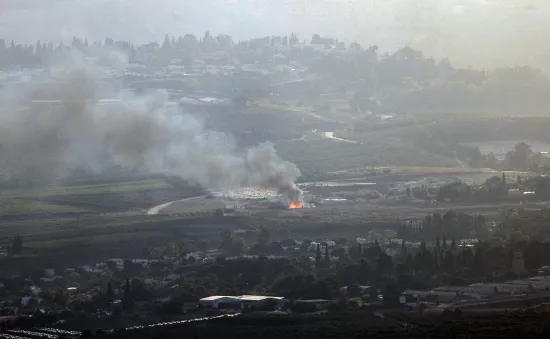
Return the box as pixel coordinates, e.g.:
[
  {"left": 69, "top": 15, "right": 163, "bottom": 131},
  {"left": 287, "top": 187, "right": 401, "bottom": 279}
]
[{"left": 199, "top": 295, "right": 284, "bottom": 302}]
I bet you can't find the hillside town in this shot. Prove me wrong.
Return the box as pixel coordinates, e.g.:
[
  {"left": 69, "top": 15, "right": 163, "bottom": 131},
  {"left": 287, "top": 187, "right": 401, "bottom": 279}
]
[{"left": 2, "top": 220, "right": 550, "bottom": 335}]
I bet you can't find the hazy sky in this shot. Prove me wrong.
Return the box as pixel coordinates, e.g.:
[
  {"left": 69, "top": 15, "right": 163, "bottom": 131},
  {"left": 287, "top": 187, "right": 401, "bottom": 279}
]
[{"left": 1, "top": 0, "right": 550, "bottom": 70}]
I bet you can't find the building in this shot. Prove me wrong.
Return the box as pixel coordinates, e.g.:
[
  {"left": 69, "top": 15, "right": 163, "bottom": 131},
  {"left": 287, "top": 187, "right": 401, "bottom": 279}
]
[{"left": 199, "top": 295, "right": 284, "bottom": 310}]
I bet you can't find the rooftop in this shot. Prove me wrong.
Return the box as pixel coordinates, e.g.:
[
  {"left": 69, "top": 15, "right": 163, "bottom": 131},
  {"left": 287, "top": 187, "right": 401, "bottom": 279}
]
[{"left": 199, "top": 295, "right": 284, "bottom": 303}]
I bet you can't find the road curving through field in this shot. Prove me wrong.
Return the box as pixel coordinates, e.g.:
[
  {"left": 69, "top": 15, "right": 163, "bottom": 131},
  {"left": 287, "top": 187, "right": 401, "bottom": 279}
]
[
  {"left": 324, "top": 131, "right": 358, "bottom": 143},
  {"left": 146, "top": 196, "right": 205, "bottom": 215}
]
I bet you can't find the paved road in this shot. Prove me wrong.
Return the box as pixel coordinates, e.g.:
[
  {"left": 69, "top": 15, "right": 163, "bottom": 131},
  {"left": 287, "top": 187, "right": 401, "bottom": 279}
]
[
  {"left": 324, "top": 131, "right": 358, "bottom": 144},
  {"left": 146, "top": 196, "right": 205, "bottom": 215}
]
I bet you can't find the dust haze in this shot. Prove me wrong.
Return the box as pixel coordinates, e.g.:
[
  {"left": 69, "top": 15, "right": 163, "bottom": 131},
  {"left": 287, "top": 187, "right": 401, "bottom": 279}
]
[
  {"left": 0, "top": 51, "right": 302, "bottom": 200},
  {"left": 1, "top": 0, "right": 550, "bottom": 70}
]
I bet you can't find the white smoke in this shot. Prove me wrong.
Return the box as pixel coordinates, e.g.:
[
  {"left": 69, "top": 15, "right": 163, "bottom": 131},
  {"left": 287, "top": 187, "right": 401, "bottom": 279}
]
[{"left": 0, "top": 51, "right": 302, "bottom": 200}]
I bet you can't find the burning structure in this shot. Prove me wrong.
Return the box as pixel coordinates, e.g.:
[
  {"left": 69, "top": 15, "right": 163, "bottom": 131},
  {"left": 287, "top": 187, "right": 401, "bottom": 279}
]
[
  {"left": 266, "top": 195, "right": 313, "bottom": 210},
  {"left": 289, "top": 201, "right": 304, "bottom": 209}
]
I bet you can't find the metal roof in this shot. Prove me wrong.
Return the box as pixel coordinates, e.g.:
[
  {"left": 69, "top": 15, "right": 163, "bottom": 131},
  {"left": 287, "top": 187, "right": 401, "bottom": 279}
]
[
  {"left": 239, "top": 295, "right": 284, "bottom": 301},
  {"left": 199, "top": 295, "right": 284, "bottom": 303},
  {"left": 199, "top": 295, "right": 236, "bottom": 302}
]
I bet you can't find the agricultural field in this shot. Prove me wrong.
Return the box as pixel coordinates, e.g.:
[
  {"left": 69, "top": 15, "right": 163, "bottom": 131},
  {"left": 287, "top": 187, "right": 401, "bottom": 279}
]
[{"left": 0, "top": 179, "right": 198, "bottom": 218}]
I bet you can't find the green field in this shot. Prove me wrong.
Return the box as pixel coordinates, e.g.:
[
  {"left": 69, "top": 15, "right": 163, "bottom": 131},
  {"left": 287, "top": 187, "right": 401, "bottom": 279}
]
[
  {"left": 1, "top": 179, "right": 170, "bottom": 199},
  {"left": 0, "top": 179, "right": 193, "bottom": 217},
  {"left": 0, "top": 198, "right": 86, "bottom": 216}
]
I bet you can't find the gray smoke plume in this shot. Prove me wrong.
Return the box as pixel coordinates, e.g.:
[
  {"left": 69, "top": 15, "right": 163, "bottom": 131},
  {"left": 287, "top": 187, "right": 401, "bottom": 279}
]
[{"left": 0, "top": 52, "right": 303, "bottom": 201}]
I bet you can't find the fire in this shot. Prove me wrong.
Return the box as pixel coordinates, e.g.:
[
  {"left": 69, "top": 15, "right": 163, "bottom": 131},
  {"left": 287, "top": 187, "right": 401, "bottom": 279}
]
[{"left": 289, "top": 201, "right": 304, "bottom": 209}]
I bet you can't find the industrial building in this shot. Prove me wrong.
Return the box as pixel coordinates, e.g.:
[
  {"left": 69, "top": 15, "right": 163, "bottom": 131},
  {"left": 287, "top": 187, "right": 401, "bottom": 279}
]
[{"left": 199, "top": 295, "right": 285, "bottom": 309}]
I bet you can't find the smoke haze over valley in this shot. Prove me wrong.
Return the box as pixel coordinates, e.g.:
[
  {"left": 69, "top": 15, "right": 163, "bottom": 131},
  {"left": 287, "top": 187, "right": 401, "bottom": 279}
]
[{"left": 0, "top": 53, "right": 302, "bottom": 200}]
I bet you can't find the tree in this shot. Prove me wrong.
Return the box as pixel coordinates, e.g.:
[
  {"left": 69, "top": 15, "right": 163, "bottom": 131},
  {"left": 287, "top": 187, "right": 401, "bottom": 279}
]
[
  {"left": 405, "top": 253, "right": 414, "bottom": 271},
  {"left": 376, "top": 253, "right": 393, "bottom": 276},
  {"left": 300, "top": 239, "right": 311, "bottom": 252},
  {"left": 443, "top": 211, "right": 457, "bottom": 226},
  {"left": 265, "top": 241, "right": 284, "bottom": 255},
  {"left": 443, "top": 250, "right": 455, "bottom": 273},
  {"left": 349, "top": 244, "right": 363, "bottom": 261},
  {"left": 122, "top": 279, "right": 134, "bottom": 311},
  {"left": 123, "top": 260, "right": 142, "bottom": 278},
  {"left": 315, "top": 244, "right": 322, "bottom": 266},
  {"left": 346, "top": 284, "right": 362, "bottom": 298},
  {"left": 311, "top": 33, "right": 321, "bottom": 44},
  {"left": 220, "top": 230, "right": 233, "bottom": 252},
  {"left": 162, "top": 34, "right": 171, "bottom": 49},
  {"left": 200, "top": 241, "right": 208, "bottom": 254},
  {"left": 213, "top": 208, "right": 224, "bottom": 217},
  {"left": 473, "top": 247, "right": 487, "bottom": 276},
  {"left": 10, "top": 235, "right": 23, "bottom": 256},
  {"left": 420, "top": 240, "right": 427, "bottom": 252},
  {"left": 163, "top": 297, "right": 183, "bottom": 315},
  {"left": 325, "top": 244, "right": 330, "bottom": 263},
  {"left": 506, "top": 142, "right": 533, "bottom": 170},
  {"left": 130, "top": 277, "right": 149, "bottom": 300},
  {"left": 230, "top": 238, "right": 245, "bottom": 256},
  {"left": 106, "top": 281, "right": 114, "bottom": 303}
]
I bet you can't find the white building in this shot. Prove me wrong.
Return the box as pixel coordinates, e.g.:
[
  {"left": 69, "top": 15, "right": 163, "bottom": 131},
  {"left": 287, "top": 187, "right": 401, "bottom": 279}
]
[{"left": 199, "top": 295, "right": 284, "bottom": 309}]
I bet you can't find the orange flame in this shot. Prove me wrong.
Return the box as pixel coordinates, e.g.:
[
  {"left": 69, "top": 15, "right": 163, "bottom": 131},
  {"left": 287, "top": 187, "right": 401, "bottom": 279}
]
[{"left": 289, "top": 201, "right": 304, "bottom": 209}]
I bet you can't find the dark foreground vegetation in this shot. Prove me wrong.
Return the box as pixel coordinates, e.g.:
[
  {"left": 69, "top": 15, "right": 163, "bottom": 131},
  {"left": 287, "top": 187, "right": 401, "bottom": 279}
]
[{"left": 97, "top": 311, "right": 550, "bottom": 339}]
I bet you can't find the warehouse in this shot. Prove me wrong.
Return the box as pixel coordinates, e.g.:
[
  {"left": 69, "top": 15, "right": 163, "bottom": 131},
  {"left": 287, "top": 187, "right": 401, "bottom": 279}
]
[{"left": 199, "top": 295, "right": 285, "bottom": 309}]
